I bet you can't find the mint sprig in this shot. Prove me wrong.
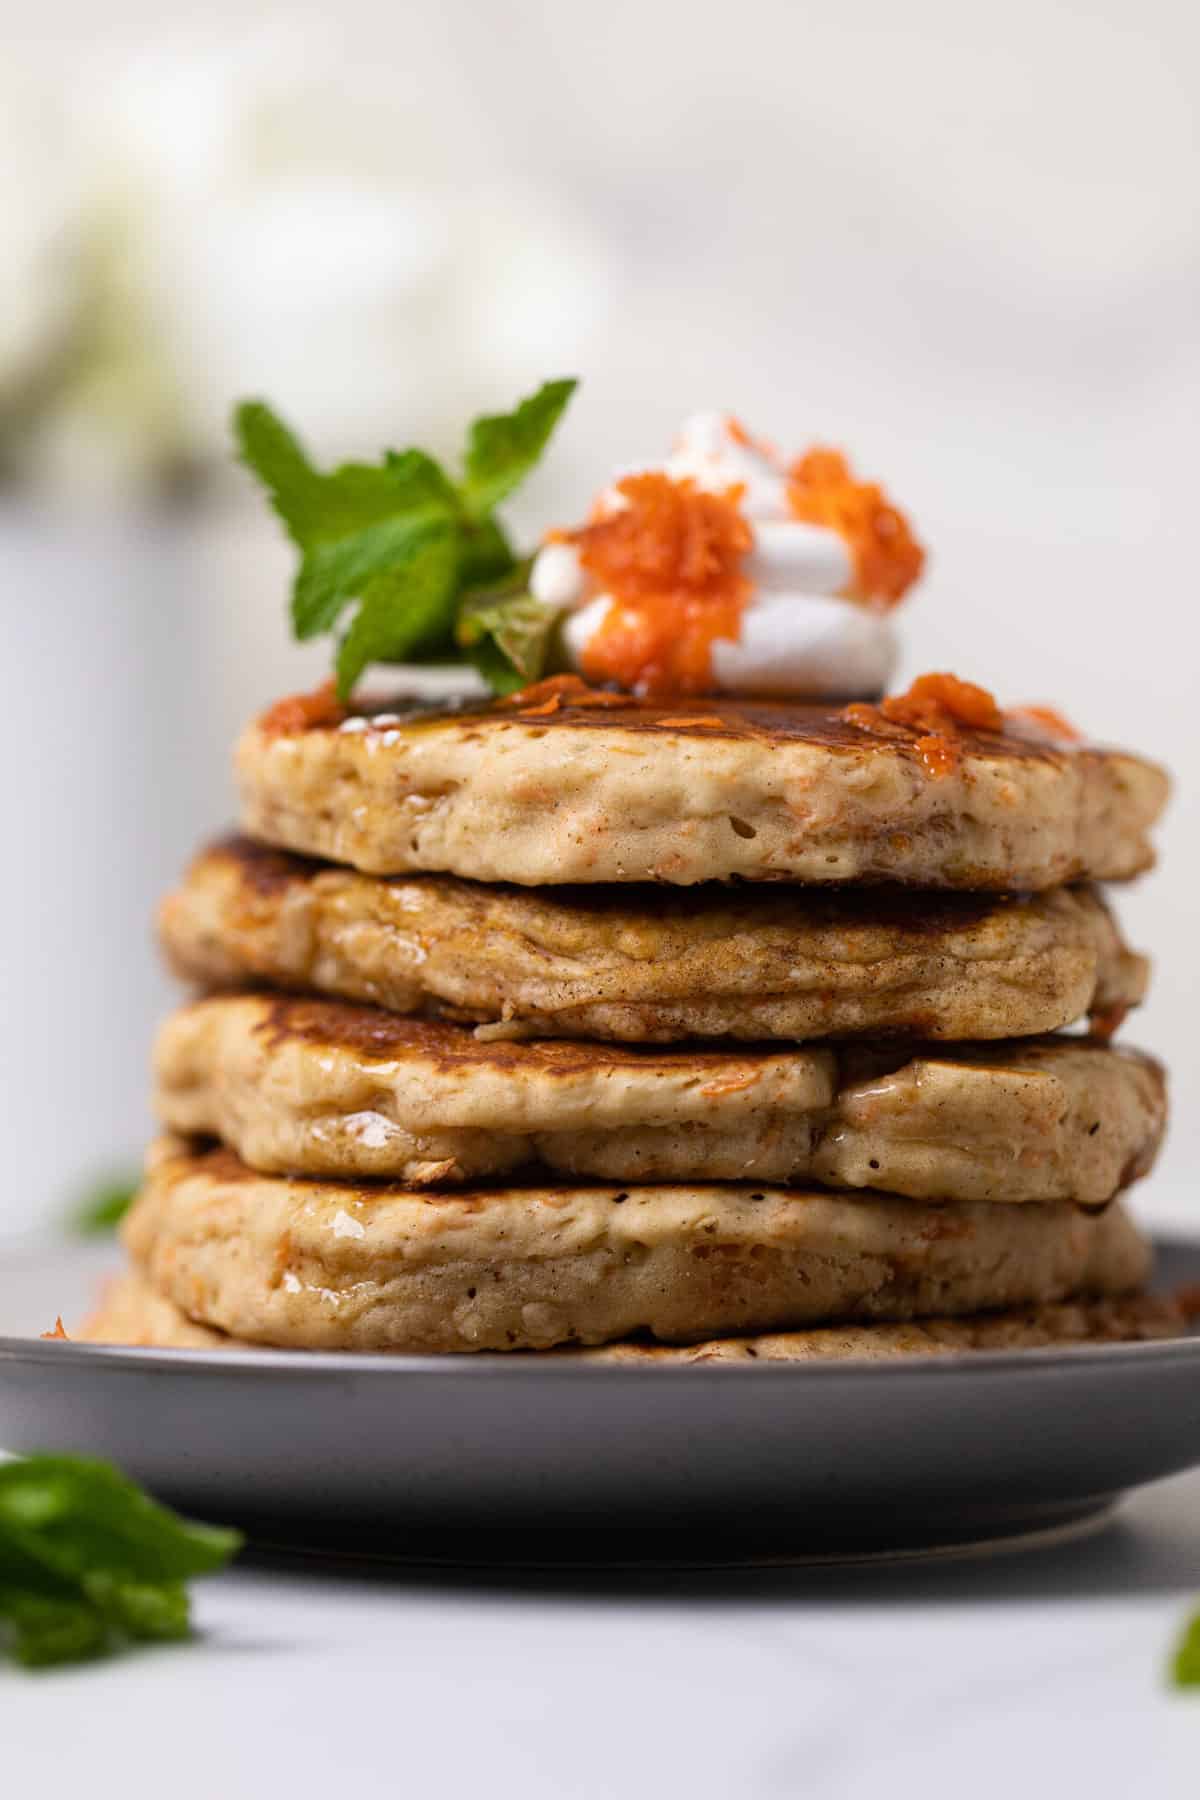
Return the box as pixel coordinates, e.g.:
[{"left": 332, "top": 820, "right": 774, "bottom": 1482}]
[
  {"left": 461, "top": 379, "right": 577, "bottom": 519},
  {"left": 456, "top": 559, "right": 567, "bottom": 695},
  {"left": 234, "top": 379, "right": 577, "bottom": 697},
  {"left": 335, "top": 522, "right": 460, "bottom": 696},
  {"left": 0, "top": 1456, "right": 241, "bottom": 1668}
]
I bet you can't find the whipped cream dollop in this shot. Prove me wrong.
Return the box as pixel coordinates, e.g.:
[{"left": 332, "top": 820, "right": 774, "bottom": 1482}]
[{"left": 529, "top": 411, "right": 906, "bottom": 698}]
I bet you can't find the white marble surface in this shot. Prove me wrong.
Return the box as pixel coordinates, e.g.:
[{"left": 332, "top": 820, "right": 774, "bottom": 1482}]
[
  {"left": 2, "top": 1470, "right": 1199, "bottom": 1796},
  {"left": 4, "top": 1245, "right": 1199, "bottom": 1787}
]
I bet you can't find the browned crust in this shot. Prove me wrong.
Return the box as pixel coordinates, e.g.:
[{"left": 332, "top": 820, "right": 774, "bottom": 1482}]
[
  {"left": 151, "top": 994, "right": 1168, "bottom": 1202},
  {"left": 160, "top": 837, "right": 1150, "bottom": 1045},
  {"left": 235, "top": 696, "right": 1169, "bottom": 888},
  {"left": 272, "top": 691, "right": 1111, "bottom": 758},
  {"left": 242, "top": 992, "right": 752, "bottom": 1073}
]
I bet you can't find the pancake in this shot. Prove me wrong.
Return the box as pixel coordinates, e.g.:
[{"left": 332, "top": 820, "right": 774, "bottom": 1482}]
[
  {"left": 579, "top": 1296, "right": 1184, "bottom": 1360},
  {"left": 152, "top": 994, "right": 1166, "bottom": 1205},
  {"left": 79, "top": 1268, "right": 1182, "bottom": 1359},
  {"left": 160, "top": 837, "right": 1148, "bottom": 1045},
  {"left": 235, "top": 693, "right": 1168, "bottom": 888},
  {"left": 121, "top": 1136, "right": 1150, "bottom": 1351},
  {"left": 80, "top": 1271, "right": 230, "bottom": 1349}
]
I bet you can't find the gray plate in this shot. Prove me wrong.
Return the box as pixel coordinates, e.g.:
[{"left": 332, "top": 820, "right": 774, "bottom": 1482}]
[{"left": 1, "top": 1237, "right": 1199, "bottom": 1563}]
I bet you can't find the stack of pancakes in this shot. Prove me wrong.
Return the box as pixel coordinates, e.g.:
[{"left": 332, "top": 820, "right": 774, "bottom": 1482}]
[{"left": 86, "top": 691, "right": 1179, "bottom": 1360}]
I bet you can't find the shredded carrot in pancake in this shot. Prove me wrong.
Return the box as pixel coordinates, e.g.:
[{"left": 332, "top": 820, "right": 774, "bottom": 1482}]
[
  {"left": 260, "top": 679, "right": 348, "bottom": 736},
  {"left": 788, "top": 448, "right": 925, "bottom": 607},
  {"left": 568, "top": 472, "right": 753, "bottom": 695},
  {"left": 700, "top": 1070, "right": 761, "bottom": 1097},
  {"left": 844, "top": 672, "right": 1003, "bottom": 778}
]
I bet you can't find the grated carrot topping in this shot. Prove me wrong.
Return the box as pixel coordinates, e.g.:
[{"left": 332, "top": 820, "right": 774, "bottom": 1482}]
[
  {"left": 1007, "top": 704, "right": 1082, "bottom": 743},
  {"left": 41, "top": 1316, "right": 69, "bottom": 1341},
  {"left": 567, "top": 472, "right": 753, "bottom": 695},
  {"left": 503, "top": 674, "right": 628, "bottom": 711},
  {"left": 878, "top": 672, "right": 1003, "bottom": 734},
  {"left": 724, "top": 415, "right": 782, "bottom": 462},
  {"left": 788, "top": 447, "right": 925, "bottom": 607},
  {"left": 653, "top": 715, "right": 732, "bottom": 728},
  {"left": 911, "top": 734, "right": 958, "bottom": 779},
  {"left": 843, "top": 672, "right": 1004, "bottom": 778},
  {"left": 260, "top": 679, "right": 348, "bottom": 736}
]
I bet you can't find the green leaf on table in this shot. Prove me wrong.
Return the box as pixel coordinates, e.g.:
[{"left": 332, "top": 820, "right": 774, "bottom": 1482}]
[
  {"left": 71, "top": 1175, "right": 139, "bottom": 1237},
  {"left": 0, "top": 1456, "right": 241, "bottom": 1670},
  {"left": 1171, "top": 1608, "right": 1200, "bottom": 1687},
  {"left": 461, "top": 378, "right": 577, "bottom": 520},
  {"left": 0, "top": 1584, "right": 110, "bottom": 1667}
]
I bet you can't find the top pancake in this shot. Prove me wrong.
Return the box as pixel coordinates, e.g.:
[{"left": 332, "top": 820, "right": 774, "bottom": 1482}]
[{"left": 236, "top": 693, "right": 1168, "bottom": 888}]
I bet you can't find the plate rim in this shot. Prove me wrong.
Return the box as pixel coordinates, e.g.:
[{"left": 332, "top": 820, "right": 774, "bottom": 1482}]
[
  {"left": 7, "top": 1332, "right": 1200, "bottom": 1382},
  {"left": 2, "top": 1333, "right": 1199, "bottom": 1384}
]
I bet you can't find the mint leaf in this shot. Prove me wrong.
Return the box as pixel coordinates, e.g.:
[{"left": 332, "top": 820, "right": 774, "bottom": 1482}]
[
  {"left": 234, "top": 381, "right": 576, "bottom": 696},
  {"left": 0, "top": 1457, "right": 240, "bottom": 1582},
  {"left": 232, "top": 402, "right": 323, "bottom": 546},
  {"left": 457, "top": 570, "right": 564, "bottom": 694},
  {"left": 336, "top": 523, "right": 461, "bottom": 697},
  {"left": 71, "top": 1174, "right": 138, "bottom": 1237},
  {"left": 1172, "top": 1609, "right": 1200, "bottom": 1687},
  {"left": 458, "top": 515, "right": 518, "bottom": 591},
  {"left": 0, "top": 1578, "right": 109, "bottom": 1668},
  {"left": 461, "top": 378, "right": 577, "bottom": 519},
  {"left": 86, "top": 1574, "right": 191, "bottom": 1642},
  {"left": 235, "top": 403, "right": 456, "bottom": 548},
  {"left": 0, "top": 1456, "right": 241, "bottom": 1670},
  {"left": 235, "top": 402, "right": 460, "bottom": 642},
  {"left": 293, "top": 508, "right": 454, "bottom": 640},
  {"left": 462, "top": 633, "right": 537, "bottom": 697}
]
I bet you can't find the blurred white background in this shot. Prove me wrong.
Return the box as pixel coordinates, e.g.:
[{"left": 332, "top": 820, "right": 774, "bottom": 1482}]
[{"left": 2, "top": 0, "right": 1196, "bottom": 1236}]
